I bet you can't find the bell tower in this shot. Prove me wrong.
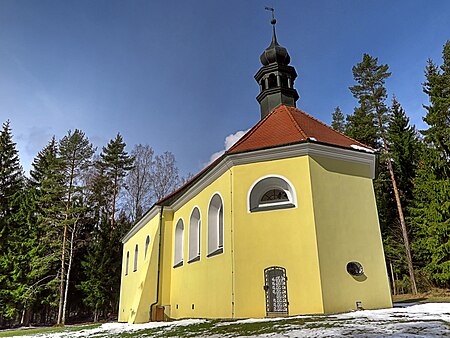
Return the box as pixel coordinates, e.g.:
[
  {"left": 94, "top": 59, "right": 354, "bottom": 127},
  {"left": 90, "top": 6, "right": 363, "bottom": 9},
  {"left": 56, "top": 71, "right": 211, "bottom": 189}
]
[{"left": 255, "top": 9, "right": 299, "bottom": 119}]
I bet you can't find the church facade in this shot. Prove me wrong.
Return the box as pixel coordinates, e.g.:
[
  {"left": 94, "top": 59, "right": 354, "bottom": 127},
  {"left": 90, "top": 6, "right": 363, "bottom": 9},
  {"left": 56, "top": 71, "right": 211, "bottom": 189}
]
[{"left": 118, "top": 19, "right": 392, "bottom": 324}]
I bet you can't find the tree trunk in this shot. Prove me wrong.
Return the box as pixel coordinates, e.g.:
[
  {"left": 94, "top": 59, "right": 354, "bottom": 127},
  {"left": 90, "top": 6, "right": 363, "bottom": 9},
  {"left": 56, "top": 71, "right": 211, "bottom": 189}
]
[
  {"left": 375, "top": 107, "right": 418, "bottom": 294},
  {"left": 58, "top": 162, "right": 75, "bottom": 325},
  {"left": 62, "top": 219, "right": 77, "bottom": 325},
  {"left": 385, "top": 153, "right": 418, "bottom": 294},
  {"left": 389, "top": 260, "right": 396, "bottom": 295},
  {"left": 111, "top": 173, "right": 117, "bottom": 229}
]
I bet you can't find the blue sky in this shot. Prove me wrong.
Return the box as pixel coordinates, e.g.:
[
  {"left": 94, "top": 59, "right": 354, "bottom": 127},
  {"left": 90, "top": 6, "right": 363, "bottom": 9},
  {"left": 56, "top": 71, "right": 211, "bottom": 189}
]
[{"left": 1, "top": 1, "right": 450, "bottom": 176}]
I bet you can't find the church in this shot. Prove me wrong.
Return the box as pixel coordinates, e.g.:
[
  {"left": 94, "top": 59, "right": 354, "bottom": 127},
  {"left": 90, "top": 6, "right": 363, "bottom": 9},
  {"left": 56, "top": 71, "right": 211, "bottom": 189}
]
[{"left": 118, "top": 16, "right": 392, "bottom": 324}]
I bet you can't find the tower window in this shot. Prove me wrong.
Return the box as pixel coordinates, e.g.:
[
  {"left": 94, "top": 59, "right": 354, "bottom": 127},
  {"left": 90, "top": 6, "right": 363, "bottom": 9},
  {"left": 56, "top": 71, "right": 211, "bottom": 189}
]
[
  {"left": 268, "top": 74, "right": 277, "bottom": 89},
  {"left": 125, "top": 251, "right": 129, "bottom": 276},
  {"left": 249, "top": 176, "right": 297, "bottom": 212},
  {"left": 280, "top": 75, "right": 289, "bottom": 88}
]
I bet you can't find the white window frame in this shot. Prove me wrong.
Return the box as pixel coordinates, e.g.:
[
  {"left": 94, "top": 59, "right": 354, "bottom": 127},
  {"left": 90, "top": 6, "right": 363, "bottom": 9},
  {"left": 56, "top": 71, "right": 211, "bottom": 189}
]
[
  {"left": 188, "top": 207, "right": 201, "bottom": 263},
  {"left": 174, "top": 218, "right": 184, "bottom": 268},
  {"left": 208, "top": 193, "right": 224, "bottom": 257},
  {"left": 248, "top": 175, "right": 297, "bottom": 212},
  {"left": 133, "top": 244, "right": 138, "bottom": 272},
  {"left": 144, "top": 235, "right": 150, "bottom": 260},
  {"left": 125, "top": 251, "right": 129, "bottom": 275}
]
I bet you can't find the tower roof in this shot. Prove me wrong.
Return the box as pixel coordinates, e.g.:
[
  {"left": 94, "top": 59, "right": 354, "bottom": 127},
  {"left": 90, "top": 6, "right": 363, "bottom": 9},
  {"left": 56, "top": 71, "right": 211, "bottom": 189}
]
[{"left": 259, "top": 20, "right": 291, "bottom": 66}]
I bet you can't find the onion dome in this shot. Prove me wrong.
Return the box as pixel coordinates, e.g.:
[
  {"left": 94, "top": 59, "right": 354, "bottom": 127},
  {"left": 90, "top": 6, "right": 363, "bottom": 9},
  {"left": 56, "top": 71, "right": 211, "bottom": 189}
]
[{"left": 259, "top": 18, "right": 291, "bottom": 66}]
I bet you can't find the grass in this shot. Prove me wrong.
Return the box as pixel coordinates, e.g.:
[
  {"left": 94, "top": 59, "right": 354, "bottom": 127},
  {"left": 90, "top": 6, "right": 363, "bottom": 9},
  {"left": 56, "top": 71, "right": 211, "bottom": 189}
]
[
  {"left": 392, "top": 288, "right": 450, "bottom": 304},
  {"left": 1, "top": 296, "right": 449, "bottom": 337},
  {"left": 0, "top": 324, "right": 101, "bottom": 337}
]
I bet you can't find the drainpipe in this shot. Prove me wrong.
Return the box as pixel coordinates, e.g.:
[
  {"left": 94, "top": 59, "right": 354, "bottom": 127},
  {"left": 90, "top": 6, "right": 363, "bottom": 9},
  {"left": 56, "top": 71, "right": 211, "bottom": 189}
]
[{"left": 150, "top": 205, "right": 164, "bottom": 321}]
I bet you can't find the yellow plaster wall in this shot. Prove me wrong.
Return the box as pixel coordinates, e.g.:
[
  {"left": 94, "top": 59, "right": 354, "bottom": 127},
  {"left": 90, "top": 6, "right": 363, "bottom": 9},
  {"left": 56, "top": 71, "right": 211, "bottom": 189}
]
[
  {"left": 118, "top": 212, "right": 161, "bottom": 323},
  {"left": 231, "top": 156, "right": 324, "bottom": 318},
  {"left": 168, "top": 170, "right": 233, "bottom": 319},
  {"left": 308, "top": 156, "right": 392, "bottom": 313}
]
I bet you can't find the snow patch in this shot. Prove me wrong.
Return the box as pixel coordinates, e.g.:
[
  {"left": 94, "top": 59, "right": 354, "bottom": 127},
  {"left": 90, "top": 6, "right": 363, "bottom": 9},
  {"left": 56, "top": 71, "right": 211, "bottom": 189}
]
[
  {"left": 8, "top": 303, "right": 450, "bottom": 337},
  {"left": 350, "top": 144, "right": 375, "bottom": 153}
]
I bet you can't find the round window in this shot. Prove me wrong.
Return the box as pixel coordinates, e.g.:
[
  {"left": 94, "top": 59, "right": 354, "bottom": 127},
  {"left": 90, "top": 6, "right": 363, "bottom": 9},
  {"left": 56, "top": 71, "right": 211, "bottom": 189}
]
[{"left": 346, "top": 261, "right": 364, "bottom": 276}]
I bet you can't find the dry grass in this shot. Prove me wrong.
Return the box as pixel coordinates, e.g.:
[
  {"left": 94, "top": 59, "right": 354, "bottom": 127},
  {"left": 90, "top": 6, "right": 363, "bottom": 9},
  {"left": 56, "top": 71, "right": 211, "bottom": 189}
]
[{"left": 393, "top": 288, "right": 450, "bottom": 303}]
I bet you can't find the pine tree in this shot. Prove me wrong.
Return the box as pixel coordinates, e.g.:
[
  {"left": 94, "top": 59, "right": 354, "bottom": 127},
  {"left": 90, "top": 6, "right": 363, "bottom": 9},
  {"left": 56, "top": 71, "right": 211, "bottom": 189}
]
[
  {"left": 331, "top": 106, "right": 346, "bottom": 133},
  {"left": 349, "top": 54, "right": 418, "bottom": 294},
  {"left": 346, "top": 104, "right": 378, "bottom": 148},
  {"left": 0, "top": 120, "right": 24, "bottom": 221},
  {"left": 388, "top": 98, "right": 419, "bottom": 206},
  {"left": 57, "top": 129, "right": 95, "bottom": 325},
  {"left": 410, "top": 40, "right": 450, "bottom": 288},
  {"left": 30, "top": 138, "right": 66, "bottom": 320},
  {"left": 98, "top": 133, "right": 134, "bottom": 229},
  {"left": 0, "top": 121, "right": 24, "bottom": 323},
  {"left": 385, "top": 98, "right": 420, "bottom": 292}
]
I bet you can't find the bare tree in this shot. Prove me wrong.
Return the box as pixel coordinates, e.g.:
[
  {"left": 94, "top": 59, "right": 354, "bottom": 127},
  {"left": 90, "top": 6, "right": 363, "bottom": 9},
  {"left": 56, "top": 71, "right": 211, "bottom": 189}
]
[
  {"left": 151, "top": 151, "right": 180, "bottom": 201},
  {"left": 123, "top": 144, "right": 154, "bottom": 222}
]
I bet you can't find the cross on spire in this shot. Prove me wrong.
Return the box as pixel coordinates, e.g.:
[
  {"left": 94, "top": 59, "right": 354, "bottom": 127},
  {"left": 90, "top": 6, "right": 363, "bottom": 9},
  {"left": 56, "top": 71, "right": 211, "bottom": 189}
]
[{"left": 264, "top": 7, "right": 278, "bottom": 45}]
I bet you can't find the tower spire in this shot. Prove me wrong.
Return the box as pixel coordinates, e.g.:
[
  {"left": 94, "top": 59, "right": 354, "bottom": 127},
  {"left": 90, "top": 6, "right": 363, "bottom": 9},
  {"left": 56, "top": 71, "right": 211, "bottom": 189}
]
[
  {"left": 265, "top": 7, "right": 278, "bottom": 46},
  {"left": 255, "top": 8, "right": 299, "bottom": 119}
]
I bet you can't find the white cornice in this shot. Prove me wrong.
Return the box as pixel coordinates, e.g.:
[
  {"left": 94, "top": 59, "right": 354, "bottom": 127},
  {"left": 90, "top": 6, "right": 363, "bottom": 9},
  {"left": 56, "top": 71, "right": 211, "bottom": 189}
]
[
  {"left": 122, "top": 142, "right": 376, "bottom": 242},
  {"left": 171, "top": 142, "right": 376, "bottom": 212}
]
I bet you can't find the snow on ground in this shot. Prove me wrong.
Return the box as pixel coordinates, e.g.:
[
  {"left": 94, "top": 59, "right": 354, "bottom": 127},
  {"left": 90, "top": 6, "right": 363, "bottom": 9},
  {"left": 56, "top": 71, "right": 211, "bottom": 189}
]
[{"left": 8, "top": 303, "right": 450, "bottom": 337}]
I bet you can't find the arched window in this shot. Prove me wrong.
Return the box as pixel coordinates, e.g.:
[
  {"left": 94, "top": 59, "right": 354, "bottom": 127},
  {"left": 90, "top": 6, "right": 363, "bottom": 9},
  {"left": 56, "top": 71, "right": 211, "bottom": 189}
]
[
  {"left": 280, "top": 75, "right": 289, "bottom": 88},
  {"left": 133, "top": 244, "right": 138, "bottom": 272},
  {"left": 268, "top": 74, "right": 277, "bottom": 89},
  {"left": 208, "top": 194, "right": 224, "bottom": 257},
  {"left": 188, "top": 207, "right": 201, "bottom": 262},
  {"left": 174, "top": 219, "right": 184, "bottom": 268},
  {"left": 125, "top": 251, "right": 129, "bottom": 275},
  {"left": 144, "top": 235, "right": 150, "bottom": 259},
  {"left": 249, "top": 176, "right": 296, "bottom": 212}
]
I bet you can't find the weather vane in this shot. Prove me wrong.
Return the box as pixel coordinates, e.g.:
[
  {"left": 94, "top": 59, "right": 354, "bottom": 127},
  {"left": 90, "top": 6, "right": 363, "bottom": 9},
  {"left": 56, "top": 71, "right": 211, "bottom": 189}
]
[{"left": 264, "top": 6, "right": 276, "bottom": 25}]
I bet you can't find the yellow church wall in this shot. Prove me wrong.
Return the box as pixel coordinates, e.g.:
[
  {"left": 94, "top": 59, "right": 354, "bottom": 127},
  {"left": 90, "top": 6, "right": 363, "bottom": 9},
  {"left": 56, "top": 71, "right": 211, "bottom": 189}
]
[
  {"left": 168, "top": 170, "right": 233, "bottom": 319},
  {"left": 118, "top": 211, "right": 162, "bottom": 323},
  {"left": 158, "top": 210, "right": 174, "bottom": 316},
  {"left": 231, "top": 156, "right": 324, "bottom": 318},
  {"left": 308, "top": 155, "right": 392, "bottom": 313}
]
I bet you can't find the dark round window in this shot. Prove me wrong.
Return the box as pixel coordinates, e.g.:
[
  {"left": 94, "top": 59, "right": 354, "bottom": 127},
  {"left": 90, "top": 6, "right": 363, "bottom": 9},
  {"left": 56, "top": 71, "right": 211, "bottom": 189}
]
[{"left": 346, "top": 261, "right": 364, "bottom": 276}]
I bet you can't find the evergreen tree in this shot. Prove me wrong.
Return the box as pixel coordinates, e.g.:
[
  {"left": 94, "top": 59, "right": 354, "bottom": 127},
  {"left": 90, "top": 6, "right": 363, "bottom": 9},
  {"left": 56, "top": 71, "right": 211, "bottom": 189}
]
[
  {"left": 98, "top": 133, "right": 134, "bottom": 229},
  {"left": 0, "top": 120, "right": 24, "bottom": 323},
  {"left": 0, "top": 120, "right": 24, "bottom": 221},
  {"left": 346, "top": 104, "right": 378, "bottom": 148},
  {"left": 410, "top": 40, "right": 450, "bottom": 288},
  {"left": 385, "top": 98, "right": 420, "bottom": 292},
  {"left": 57, "top": 129, "right": 95, "bottom": 325},
  {"left": 388, "top": 98, "right": 419, "bottom": 206},
  {"left": 331, "top": 106, "right": 346, "bottom": 133},
  {"left": 422, "top": 41, "right": 450, "bottom": 160},
  {"left": 349, "top": 54, "right": 418, "bottom": 294},
  {"left": 30, "top": 138, "right": 66, "bottom": 320}
]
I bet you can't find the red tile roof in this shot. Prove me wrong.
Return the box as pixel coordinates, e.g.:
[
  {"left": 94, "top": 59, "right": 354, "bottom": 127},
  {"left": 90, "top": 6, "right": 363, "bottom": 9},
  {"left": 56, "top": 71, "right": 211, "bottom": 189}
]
[
  {"left": 227, "top": 105, "right": 369, "bottom": 153},
  {"left": 157, "top": 105, "right": 371, "bottom": 206}
]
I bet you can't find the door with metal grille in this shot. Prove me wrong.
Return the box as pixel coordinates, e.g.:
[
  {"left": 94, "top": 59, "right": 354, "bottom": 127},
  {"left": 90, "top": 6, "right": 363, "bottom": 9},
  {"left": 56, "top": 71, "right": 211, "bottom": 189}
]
[{"left": 264, "top": 266, "right": 288, "bottom": 316}]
